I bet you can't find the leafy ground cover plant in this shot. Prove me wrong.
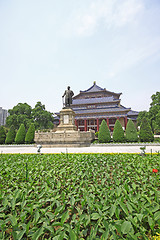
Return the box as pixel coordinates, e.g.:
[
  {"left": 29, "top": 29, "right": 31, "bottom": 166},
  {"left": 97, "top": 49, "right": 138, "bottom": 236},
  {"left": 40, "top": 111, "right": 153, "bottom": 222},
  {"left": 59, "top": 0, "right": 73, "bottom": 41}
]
[{"left": 0, "top": 153, "right": 159, "bottom": 239}]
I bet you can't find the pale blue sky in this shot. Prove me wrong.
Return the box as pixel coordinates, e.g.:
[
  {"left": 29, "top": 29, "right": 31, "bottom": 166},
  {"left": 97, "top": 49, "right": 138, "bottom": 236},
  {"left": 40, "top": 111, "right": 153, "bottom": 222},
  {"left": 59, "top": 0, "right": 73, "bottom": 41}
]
[{"left": 0, "top": 0, "right": 160, "bottom": 113}]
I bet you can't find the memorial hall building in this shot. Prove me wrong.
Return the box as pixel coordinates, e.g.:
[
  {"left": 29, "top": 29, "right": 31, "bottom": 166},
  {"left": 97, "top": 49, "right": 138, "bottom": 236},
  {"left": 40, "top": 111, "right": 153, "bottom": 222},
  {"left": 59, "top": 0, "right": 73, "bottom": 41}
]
[{"left": 55, "top": 82, "right": 139, "bottom": 132}]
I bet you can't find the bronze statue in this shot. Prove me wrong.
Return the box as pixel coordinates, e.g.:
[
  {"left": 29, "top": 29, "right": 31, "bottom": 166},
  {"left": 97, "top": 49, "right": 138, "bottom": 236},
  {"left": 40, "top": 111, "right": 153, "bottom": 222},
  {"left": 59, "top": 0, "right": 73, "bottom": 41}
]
[{"left": 62, "top": 86, "right": 74, "bottom": 108}]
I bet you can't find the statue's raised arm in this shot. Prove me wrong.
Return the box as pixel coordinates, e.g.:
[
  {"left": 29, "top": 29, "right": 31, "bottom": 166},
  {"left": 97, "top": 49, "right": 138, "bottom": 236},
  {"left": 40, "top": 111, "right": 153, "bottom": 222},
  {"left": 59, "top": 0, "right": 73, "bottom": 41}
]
[{"left": 62, "top": 86, "right": 74, "bottom": 108}]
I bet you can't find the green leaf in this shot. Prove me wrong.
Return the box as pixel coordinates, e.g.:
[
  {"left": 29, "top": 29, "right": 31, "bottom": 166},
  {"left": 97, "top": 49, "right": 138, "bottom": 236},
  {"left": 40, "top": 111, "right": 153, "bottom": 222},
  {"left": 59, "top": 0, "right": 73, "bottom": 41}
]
[
  {"left": 132, "top": 182, "right": 136, "bottom": 190},
  {"left": 154, "top": 211, "right": 160, "bottom": 221},
  {"left": 136, "top": 214, "right": 143, "bottom": 222},
  {"left": 44, "top": 226, "right": 54, "bottom": 233},
  {"left": 70, "top": 196, "right": 75, "bottom": 206},
  {"left": 91, "top": 213, "right": 100, "bottom": 220},
  {"left": 119, "top": 201, "right": 129, "bottom": 216},
  {"left": 69, "top": 228, "right": 77, "bottom": 240},
  {"left": 148, "top": 216, "right": 154, "bottom": 230},
  {"left": 16, "top": 230, "right": 26, "bottom": 240},
  {"left": 110, "top": 204, "right": 116, "bottom": 217},
  {"left": 61, "top": 211, "right": 69, "bottom": 224},
  {"left": 9, "top": 214, "right": 17, "bottom": 226},
  {"left": 34, "top": 210, "right": 40, "bottom": 223},
  {"left": 32, "top": 226, "right": 44, "bottom": 240},
  {"left": 46, "top": 212, "right": 55, "bottom": 219},
  {"left": 121, "top": 221, "right": 133, "bottom": 234}
]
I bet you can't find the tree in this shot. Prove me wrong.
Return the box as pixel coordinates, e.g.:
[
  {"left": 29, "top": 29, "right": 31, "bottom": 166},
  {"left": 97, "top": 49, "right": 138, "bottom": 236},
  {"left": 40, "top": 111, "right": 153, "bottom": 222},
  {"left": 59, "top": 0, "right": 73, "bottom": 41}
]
[
  {"left": 137, "top": 111, "right": 149, "bottom": 127},
  {"left": 6, "top": 103, "right": 33, "bottom": 130},
  {"left": 32, "top": 102, "right": 54, "bottom": 130},
  {"left": 149, "top": 92, "right": 160, "bottom": 134},
  {"left": 125, "top": 119, "right": 138, "bottom": 142},
  {"left": 139, "top": 117, "right": 154, "bottom": 142},
  {"left": 5, "top": 125, "right": 16, "bottom": 144},
  {"left": 113, "top": 120, "right": 125, "bottom": 142},
  {"left": 98, "top": 120, "right": 111, "bottom": 143},
  {"left": 0, "top": 126, "right": 6, "bottom": 144},
  {"left": 15, "top": 124, "right": 26, "bottom": 144},
  {"left": 25, "top": 123, "right": 35, "bottom": 144}
]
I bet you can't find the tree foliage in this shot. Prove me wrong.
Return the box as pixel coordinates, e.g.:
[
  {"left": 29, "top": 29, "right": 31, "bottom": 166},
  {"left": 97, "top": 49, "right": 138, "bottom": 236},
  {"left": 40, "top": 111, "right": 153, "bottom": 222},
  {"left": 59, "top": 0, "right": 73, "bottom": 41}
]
[
  {"left": 6, "top": 102, "right": 54, "bottom": 131},
  {"left": 149, "top": 92, "right": 160, "bottom": 134},
  {"left": 137, "top": 111, "right": 150, "bottom": 127},
  {"left": 25, "top": 123, "right": 35, "bottom": 144},
  {"left": 125, "top": 119, "right": 138, "bottom": 142},
  {"left": 31, "top": 102, "right": 54, "bottom": 130},
  {"left": 15, "top": 124, "right": 26, "bottom": 144},
  {"left": 0, "top": 126, "right": 6, "bottom": 144},
  {"left": 139, "top": 117, "right": 154, "bottom": 142},
  {"left": 6, "top": 103, "right": 32, "bottom": 130},
  {"left": 113, "top": 120, "right": 125, "bottom": 142},
  {"left": 5, "top": 125, "right": 16, "bottom": 144},
  {"left": 98, "top": 120, "right": 111, "bottom": 143}
]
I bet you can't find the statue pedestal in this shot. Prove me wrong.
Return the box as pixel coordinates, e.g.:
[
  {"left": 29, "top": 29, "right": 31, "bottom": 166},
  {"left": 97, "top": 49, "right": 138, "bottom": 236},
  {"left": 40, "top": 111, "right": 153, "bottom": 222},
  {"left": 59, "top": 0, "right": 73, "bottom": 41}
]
[
  {"left": 57, "top": 108, "right": 77, "bottom": 131},
  {"left": 34, "top": 108, "right": 95, "bottom": 147}
]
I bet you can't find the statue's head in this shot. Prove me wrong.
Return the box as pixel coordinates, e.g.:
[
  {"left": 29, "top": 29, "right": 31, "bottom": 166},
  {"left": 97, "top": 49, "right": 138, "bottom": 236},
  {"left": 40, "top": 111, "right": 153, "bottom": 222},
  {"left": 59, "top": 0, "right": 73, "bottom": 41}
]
[{"left": 67, "top": 86, "right": 70, "bottom": 90}]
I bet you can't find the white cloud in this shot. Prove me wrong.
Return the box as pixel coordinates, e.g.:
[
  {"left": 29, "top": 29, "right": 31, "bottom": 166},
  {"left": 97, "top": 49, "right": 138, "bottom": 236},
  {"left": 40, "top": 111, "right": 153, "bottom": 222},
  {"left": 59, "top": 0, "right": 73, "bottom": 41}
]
[{"left": 68, "top": 0, "right": 144, "bottom": 36}]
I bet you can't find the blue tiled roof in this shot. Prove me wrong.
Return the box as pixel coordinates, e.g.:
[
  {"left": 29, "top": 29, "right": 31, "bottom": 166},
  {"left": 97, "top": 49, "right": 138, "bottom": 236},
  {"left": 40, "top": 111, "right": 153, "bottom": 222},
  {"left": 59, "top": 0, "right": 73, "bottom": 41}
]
[
  {"left": 127, "top": 110, "right": 139, "bottom": 116},
  {"left": 72, "top": 96, "right": 119, "bottom": 105},
  {"left": 79, "top": 83, "right": 121, "bottom": 95},
  {"left": 73, "top": 106, "right": 130, "bottom": 115},
  {"left": 80, "top": 84, "right": 104, "bottom": 93}
]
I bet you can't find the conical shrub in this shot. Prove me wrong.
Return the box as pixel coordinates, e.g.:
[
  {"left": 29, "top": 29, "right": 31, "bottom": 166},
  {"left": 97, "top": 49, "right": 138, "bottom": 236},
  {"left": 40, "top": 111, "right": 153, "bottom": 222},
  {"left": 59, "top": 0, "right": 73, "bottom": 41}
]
[
  {"left": 15, "top": 124, "right": 26, "bottom": 144},
  {"left": 113, "top": 120, "right": 125, "bottom": 142},
  {"left": 98, "top": 120, "right": 111, "bottom": 143},
  {"left": 5, "top": 125, "right": 16, "bottom": 144},
  {"left": 0, "top": 126, "right": 6, "bottom": 144},
  {"left": 25, "top": 123, "right": 35, "bottom": 144},
  {"left": 125, "top": 119, "right": 138, "bottom": 142},
  {"left": 139, "top": 117, "right": 154, "bottom": 142}
]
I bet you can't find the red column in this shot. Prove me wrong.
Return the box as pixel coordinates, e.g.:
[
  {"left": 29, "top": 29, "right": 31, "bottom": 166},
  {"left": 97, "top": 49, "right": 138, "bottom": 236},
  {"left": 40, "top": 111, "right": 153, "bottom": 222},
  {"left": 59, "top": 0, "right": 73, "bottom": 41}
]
[
  {"left": 124, "top": 116, "right": 128, "bottom": 129},
  {"left": 107, "top": 118, "right": 109, "bottom": 128},
  {"left": 117, "top": 117, "right": 119, "bottom": 120},
  {"left": 84, "top": 119, "right": 87, "bottom": 132},
  {"left": 75, "top": 119, "right": 78, "bottom": 130},
  {"left": 97, "top": 118, "right": 99, "bottom": 131}
]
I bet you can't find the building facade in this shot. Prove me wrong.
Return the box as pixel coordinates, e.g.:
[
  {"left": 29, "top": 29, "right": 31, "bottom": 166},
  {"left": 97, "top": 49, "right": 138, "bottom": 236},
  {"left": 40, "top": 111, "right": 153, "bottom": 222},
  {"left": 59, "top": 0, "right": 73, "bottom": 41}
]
[
  {"left": 55, "top": 82, "right": 139, "bottom": 132},
  {"left": 0, "top": 107, "right": 9, "bottom": 126},
  {"left": 72, "top": 83, "right": 138, "bottom": 132}
]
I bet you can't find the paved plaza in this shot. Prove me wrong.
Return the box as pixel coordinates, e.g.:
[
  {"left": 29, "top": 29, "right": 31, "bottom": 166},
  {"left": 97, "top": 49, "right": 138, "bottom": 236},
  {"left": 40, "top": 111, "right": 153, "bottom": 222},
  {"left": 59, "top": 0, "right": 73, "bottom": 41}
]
[{"left": 0, "top": 144, "right": 160, "bottom": 154}]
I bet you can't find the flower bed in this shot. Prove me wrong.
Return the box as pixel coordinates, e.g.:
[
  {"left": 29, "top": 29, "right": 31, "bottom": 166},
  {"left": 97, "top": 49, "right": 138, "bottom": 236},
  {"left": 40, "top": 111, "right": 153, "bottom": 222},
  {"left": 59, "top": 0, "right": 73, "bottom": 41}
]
[{"left": 0, "top": 154, "right": 160, "bottom": 239}]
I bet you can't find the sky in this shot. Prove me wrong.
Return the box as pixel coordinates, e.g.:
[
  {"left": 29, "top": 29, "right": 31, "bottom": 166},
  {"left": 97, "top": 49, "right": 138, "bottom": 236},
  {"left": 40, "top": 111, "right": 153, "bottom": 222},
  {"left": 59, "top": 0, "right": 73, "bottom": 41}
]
[{"left": 0, "top": 0, "right": 160, "bottom": 114}]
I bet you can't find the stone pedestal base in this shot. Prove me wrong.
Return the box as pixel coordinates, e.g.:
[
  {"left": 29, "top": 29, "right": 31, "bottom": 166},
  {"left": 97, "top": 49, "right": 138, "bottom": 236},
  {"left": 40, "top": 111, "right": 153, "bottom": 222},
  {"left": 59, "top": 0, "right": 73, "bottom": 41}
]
[
  {"left": 34, "top": 108, "right": 95, "bottom": 147},
  {"left": 57, "top": 108, "right": 77, "bottom": 131}
]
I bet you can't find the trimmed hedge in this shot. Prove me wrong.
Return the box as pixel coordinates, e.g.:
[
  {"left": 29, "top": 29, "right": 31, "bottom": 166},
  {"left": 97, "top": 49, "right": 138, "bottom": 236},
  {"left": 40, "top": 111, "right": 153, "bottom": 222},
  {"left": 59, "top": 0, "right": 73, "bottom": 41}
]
[
  {"left": 0, "top": 126, "right": 6, "bottom": 144},
  {"left": 98, "top": 120, "right": 111, "bottom": 143},
  {"left": 125, "top": 119, "right": 138, "bottom": 142},
  {"left": 15, "top": 124, "right": 26, "bottom": 144},
  {"left": 5, "top": 125, "right": 16, "bottom": 144},
  {"left": 25, "top": 123, "right": 35, "bottom": 144},
  {"left": 139, "top": 117, "right": 154, "bottom": 142},
  {"left": 113, "top": 120, "right": 125, "bottom": 142}
]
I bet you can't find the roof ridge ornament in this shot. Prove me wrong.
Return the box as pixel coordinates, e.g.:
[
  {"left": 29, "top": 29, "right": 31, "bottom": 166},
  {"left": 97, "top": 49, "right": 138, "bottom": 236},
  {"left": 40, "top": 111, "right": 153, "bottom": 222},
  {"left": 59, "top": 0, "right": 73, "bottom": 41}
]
[{"left": 93, "top": 81, "right": 96, "bottom": 85}]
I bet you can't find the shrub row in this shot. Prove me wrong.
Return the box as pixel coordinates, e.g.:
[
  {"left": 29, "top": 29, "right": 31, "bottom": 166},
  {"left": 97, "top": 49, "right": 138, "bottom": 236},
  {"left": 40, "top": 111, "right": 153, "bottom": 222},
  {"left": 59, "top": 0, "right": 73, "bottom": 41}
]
[
  {"left": 0, "top": 123, "right": 35, "bottom": 144},
  {"left": 98, "top": 118, "right": 154, "bottom": 143}
]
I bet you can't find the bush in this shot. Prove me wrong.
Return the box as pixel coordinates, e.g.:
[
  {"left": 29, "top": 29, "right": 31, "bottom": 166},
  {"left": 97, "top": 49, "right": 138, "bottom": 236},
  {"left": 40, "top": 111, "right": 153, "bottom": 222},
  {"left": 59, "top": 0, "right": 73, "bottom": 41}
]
[
  {"left": 25, "top": 123, "right": 35, "bottom": 144},
  {"left": 125, "top": 119, "right": 138, "bottom": 142},
  {"left": 5, "top": 125, "right": 16, "bottom": 144},
  {"left": 139, "top": 117, "right": 154, "bottom": 142},
  {"left": 113, "top": 120, "right": 125, "bottom": 142},
  {"left": 15, "top": 124, "right": 26, "bottom": 144},
  {"left": 98, "top": 120, "right": 111, "bottom": 143},
  {"left": 0, "top": 126, "right": 6, "bottom": 144}
]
